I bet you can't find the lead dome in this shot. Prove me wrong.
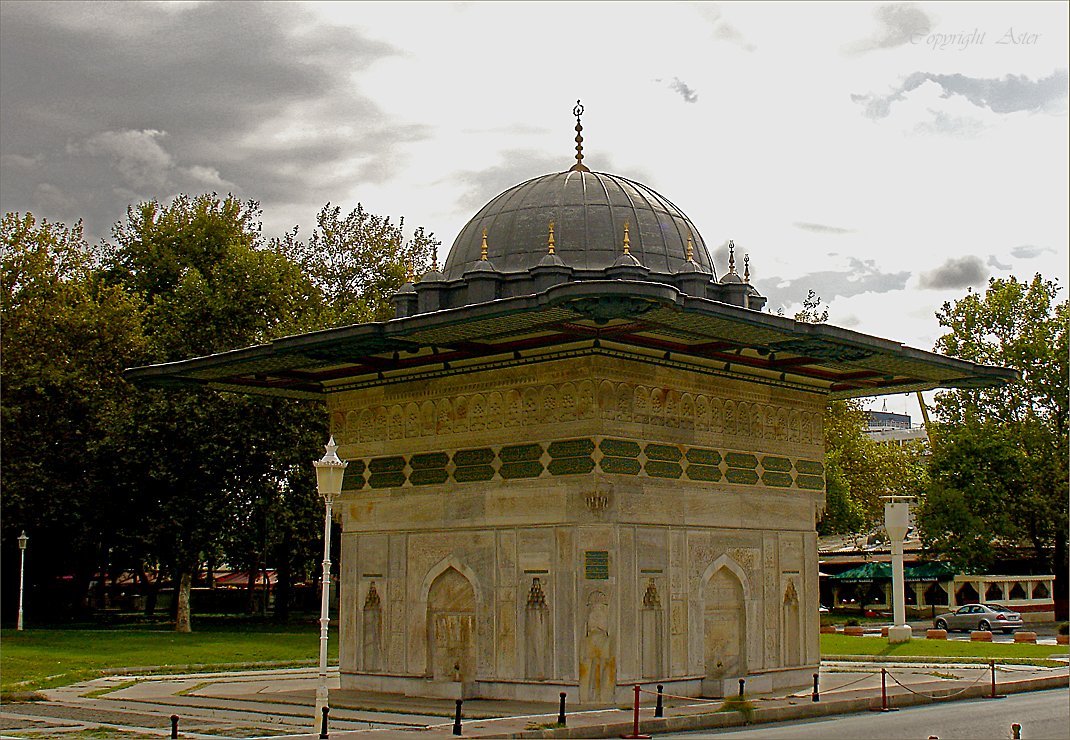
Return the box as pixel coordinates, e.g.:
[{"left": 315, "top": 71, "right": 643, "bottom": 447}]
[{"left": 443, "top": 170, "right": 715, "bottom": 279}]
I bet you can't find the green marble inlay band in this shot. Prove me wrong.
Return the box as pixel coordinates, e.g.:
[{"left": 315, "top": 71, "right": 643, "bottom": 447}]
[
  {"left": 762, "top": 456, "right": 792, "bottom": 472},
  {"left": 548, "top": 438, "right": 596, "bottom": 458},
  {"left": 548, "top": 457, "right": 596, "bottom": 476},
  {"left": 369, "top": 456, "right": 406, "bottom": 473},
  {"left": 499, "top": 461, "right": 544, "bottom": 479},
  {"left": 410, "top": 452, "right": 450, "bottom": 470},
  {"left": 686, "top": 464, "right": 722, "bottom": 482},
  {"left": 342, "top": 463, "right": 367, "bottom": 490},
  {"left": 685, "top": 448, "right": 721, "bottom": 466},
  {"left": 796, "top": 474, "right": 825, "bottom": 490},
  {"left": 453, "top": 448, "right": 495, "bottom": 467},
  {"left": 600, "top": 457, "right": 641, "bottom": 475},
  {"left": 762, "top": 471, "right": 794, "bottom": 488},
  {"left": 410, "top": 468, "right": 450, "bottom": 486},
  {"left": 645, "top": 443, "right": 683, "bottom": 462},
  {"left": 600, "top": 438, "right": 641, "bottom": 458},
  {"left": 724, "top": 452, "right": 759, "bottom": 469},
  {"left": 454, "top": 465, "right": 495, "bottom": 483},
  {"left": 499, "top": 443, "right": 543, "bottom": 463},
  {"left": 646, "top": 460, "right": 683, "bottom": 479},
  {"left": 795, "top": 459, "right": 825, "bottom": 476},
  {"left": 725, "top": 468, "right": 759, "bottom": 485},
  {"left": 369, "top": 471, "right": 406, "bottom": 489}
]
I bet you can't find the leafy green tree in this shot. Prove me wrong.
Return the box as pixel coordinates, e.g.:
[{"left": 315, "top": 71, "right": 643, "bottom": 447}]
[
  {"left": 274, "top": 202, "right": 438, "bottom": 325},
  {"left": 102, "top": 194, "right": 328, "bottom": 631},
  {"left": 917, "top": 275, "right": 1068, "bottom": 601},
  {"left": 1, "top": 213, "right": 147, "bottom": 613}
]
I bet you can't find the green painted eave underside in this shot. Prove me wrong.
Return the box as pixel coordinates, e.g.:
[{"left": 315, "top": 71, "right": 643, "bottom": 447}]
[{"left": 124, "top": 281, "right": 1016, "bottom": 400}]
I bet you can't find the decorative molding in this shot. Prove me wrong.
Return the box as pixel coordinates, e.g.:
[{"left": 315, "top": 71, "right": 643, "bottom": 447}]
[{"left": 330, "top": 378, "right": 823, "bottom": 448}]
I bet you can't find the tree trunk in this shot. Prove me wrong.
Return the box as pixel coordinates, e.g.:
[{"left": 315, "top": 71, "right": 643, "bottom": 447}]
[
  {"left": 274, "top": 535, "right": 292, "bottom": 622},
  {"left": 246, "top": 552, "right": 261, "bottom": 615},
  {"left": 175, "top": 570, "right": 193, "bottom": 632}
]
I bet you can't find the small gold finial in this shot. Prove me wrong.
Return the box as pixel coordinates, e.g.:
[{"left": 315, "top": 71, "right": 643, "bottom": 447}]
[
  {"left": 432, "top": 252, "right": 439, "bottom": 272},
  {"left": 569, "top": 100, "right": 590, "bottom": 172},
  {"left": 744, "top": 254, "right": 751, "bottom": 283},
  {"left": 623, "top": 222, "right": 631, "bottom": 255},
  {"left": 728, "top": 240, "right": 736, "bottom": 273},
  {"left": 480, "top": 227, "right": 489, "bottom": 261},
  {"left": 686, "top": 234, "right": 695, "bottom": 263},
  {"left": 405, "top": 260, "right": 416, "bottom": 282},
  {"left": 547, "top": 221, "right": 556, "bottom": 255}
]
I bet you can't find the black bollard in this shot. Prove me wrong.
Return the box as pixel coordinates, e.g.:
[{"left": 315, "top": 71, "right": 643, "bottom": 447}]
[
  {"left": 812, "top": 672, "right": 820, "bottom": 702},
  {"left": 558, "top": 692, "right": 567, "bottom": 726},
  {"left": 319, "top": 706, "right": 329, "bottom": 739},
  {"left": 170, "top": 714, "right": 179, "bottom": 739},
  {"left": 738, "top": 678, "right": 745, "bottom": 698},
  {"left": 655, "top": 684, "right": 664, "bottom": 717},
  {"left": 453, "top": 699, "right": 463, "bottom": 736}
]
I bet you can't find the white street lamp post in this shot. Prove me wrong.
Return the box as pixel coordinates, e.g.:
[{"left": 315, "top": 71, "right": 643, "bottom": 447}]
[
  {"left": 313, "top": 437, "right": 347, "bottom": 732},
  {"left": 17, "top": 531, "right": 28, "bottom": 631},
  {"left": 884, "top": 496, "right": 914, "bottom": 644}
]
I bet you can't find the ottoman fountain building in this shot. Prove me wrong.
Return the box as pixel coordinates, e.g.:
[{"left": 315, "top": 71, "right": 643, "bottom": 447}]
[{"left": 128, "top": 107, "right": 1012, "bottom": 703}]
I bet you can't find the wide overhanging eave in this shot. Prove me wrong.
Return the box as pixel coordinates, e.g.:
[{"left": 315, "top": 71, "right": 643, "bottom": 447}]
[{"left": 124, "top": 281, "right": 1018, "bottom": 400}]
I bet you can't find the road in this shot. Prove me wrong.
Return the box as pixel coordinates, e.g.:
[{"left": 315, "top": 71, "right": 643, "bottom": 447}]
[{"left": 669, "top": 688, "right": 1070, "bottom": 739}]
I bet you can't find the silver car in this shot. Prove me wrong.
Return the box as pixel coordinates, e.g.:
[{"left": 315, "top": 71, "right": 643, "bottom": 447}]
[{"left": 933, "top": 603, "right": 1023, "bottom": 633}]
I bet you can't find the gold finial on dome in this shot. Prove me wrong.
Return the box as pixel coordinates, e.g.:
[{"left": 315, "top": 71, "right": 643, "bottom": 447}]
[
  {"left": 569, "top": 100, "right": 590, "bottom": 172},
  {"left": 728, "top": 240, "right": 736, "bottom": 273},
  {"left": 547, "top": 221, "right": 556, "bottom": 255},
  {"left": 744, "top": 254, "right": 751, "bottom": 283},
  {"left": 480, "top": 227, "right": 489, "bottom": 261},
  {"left": 686, "top": 234, "right": 696, "bottom": 263},
  {"left": 623, "top": 222, "right": 631, "bottom": 255}
]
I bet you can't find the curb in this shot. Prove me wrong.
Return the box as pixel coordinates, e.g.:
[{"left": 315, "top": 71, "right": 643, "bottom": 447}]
[{"left": 487, "top": 674, "right": 1070, "bottom": 738}]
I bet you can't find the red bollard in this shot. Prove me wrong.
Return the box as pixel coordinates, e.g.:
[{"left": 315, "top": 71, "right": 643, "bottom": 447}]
[
  {"left": 870, "top": 667, "right": 898, "bottom": 712},
  {"left": 621, "top": 684, "right": 650, "bottom": 739},
  {"left": 986, "top": 660, "right": 1005, "bottom": 699}
]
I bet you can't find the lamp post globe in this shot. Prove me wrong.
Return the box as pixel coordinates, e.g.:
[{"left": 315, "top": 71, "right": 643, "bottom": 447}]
[
  {"left": 17, "top": 531, "right": 28, "bottom": 631},
  {"left": 313, "top": 437, "right": 347, "bottom": 731}
]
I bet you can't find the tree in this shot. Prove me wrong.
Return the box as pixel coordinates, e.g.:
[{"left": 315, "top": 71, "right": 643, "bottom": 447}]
[
  {"left": 102, "top": 194, "right": 328, "bottom": 631},
  {"left": 274, "top": 202, "right": 438, "bottom": 325},
  {"left": 1, "top": 213, "right": 147, "bottom": 615},
  {"left": 818, "top": 399, "right": 928, "bottom": 535},
  {"left": 917, "top": 275, "right": 1068, "bottom": 601}
]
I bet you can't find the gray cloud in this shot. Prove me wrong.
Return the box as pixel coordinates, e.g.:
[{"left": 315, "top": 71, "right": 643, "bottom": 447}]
[
  {"left": 670, "top": 78, "right": 699, "bottom": 104},
  {"left": 987, "top": 255, "right": 1011, "bottom": 271},
  {"left": 794, "top": 222, "right": 855, "bottom": 235},
  {"left": 1011, "top": 244, "right": 1054, "bottom": 259},
  {"left": 696, "top": 5, "right": 756, "bottom": 51},
  {"left": 913, "top": 110, "right": 985, "bottom": 137},
  {"left": 753, "top": 257, "right": 910, "bottom": 313},
  {"left": 853, "top": 70, "right": 1069, "bottom": 120},
  {"left": 0, "top": 1, "right": 415, "bottom": 242},
  {"left": 918, "top": 256, "right": 988, "bottom": 289},
  {"left": 843, "top": 3, "right": 932, "bottom": 56}
]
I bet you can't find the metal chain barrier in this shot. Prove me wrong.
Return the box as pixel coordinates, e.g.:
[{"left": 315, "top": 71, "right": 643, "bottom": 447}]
[{"left": 886, "top": 665, "right": 989, "bottom": 701}]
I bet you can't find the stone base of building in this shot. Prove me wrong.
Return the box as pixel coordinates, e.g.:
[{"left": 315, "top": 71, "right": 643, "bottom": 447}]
[{"left": 341, "top": 665, "right": 818, "bottom": 704}]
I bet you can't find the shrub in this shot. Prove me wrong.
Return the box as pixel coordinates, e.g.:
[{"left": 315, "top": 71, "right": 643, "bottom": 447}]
[
  {"left": 719, "top": 695, "right": 755, "bottom": 723},
  {"left": 845, "top": 619, "right": 860, "bottom": 627},
  {"left": 1058, "top": 622, "right": 1068, "bottom": 636}
]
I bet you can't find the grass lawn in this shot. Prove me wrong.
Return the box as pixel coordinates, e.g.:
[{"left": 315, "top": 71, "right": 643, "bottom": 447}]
[
  {"left": 0, "top": 622, "right": 337, "bottom": 695},
  {"left": 821, "top": 633, "right": 1069, "bottom": 663}
]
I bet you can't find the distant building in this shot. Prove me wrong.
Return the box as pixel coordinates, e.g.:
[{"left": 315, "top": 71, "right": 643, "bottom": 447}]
[{"left": 865, "top": 410, "right": 928, "bottom": 447}]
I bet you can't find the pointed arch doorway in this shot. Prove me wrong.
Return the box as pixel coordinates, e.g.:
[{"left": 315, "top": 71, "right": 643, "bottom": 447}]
[{"left": 426, "top": 567, "right": 476, "bottom": 683}]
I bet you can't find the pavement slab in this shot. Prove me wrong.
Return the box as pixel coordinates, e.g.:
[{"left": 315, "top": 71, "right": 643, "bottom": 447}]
[{"left": 2, "top": 660, "right": 1066, "bottom": 739}]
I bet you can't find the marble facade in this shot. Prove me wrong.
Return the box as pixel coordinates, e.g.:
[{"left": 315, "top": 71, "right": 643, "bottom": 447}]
[{"left": 329, "top": 353, "right": 825, "bottom": 702}]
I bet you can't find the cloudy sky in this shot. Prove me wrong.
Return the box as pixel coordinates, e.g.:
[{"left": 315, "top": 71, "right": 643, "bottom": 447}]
[{"left": 2, "top": 1, "right": 1066, "bottom": 417}]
